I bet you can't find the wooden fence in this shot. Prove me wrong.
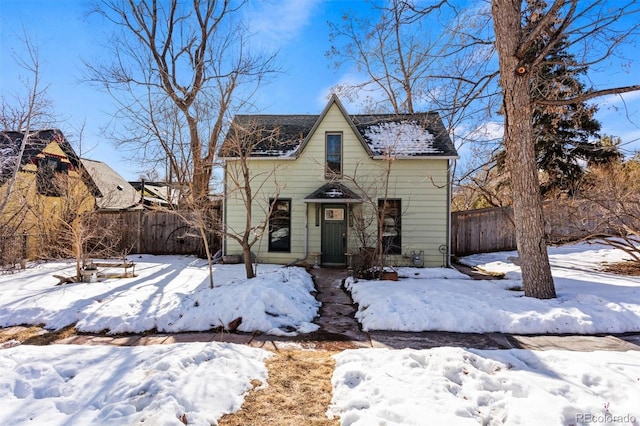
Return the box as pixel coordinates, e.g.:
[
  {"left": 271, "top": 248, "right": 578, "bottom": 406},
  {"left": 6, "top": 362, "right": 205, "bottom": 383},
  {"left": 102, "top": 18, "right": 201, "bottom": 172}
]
[
  {"left": 96, "top": 209, "right": 221, "bottom": 257},
  {"left": 451, "top": 200, "right": 616, "bottom": 256},
  {"left": 451, "top": 206, "right": 517, "bottom": 256},
  {"left": 0, "top": 209, "right": 220, "bottom": 267}
]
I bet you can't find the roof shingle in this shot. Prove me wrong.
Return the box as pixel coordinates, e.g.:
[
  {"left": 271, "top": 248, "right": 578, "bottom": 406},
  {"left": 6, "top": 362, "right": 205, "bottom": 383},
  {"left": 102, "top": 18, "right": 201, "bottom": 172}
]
[{"left": 220, "top": 99, "right": 457, "bottom": 159}]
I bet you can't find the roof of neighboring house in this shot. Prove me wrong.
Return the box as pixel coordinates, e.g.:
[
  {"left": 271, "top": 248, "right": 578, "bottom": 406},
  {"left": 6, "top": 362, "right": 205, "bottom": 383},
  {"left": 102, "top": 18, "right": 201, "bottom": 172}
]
[
  {"left": 81, "top": 159, "right": 141, "bottom": 210},
  {"left": 0, "top": 129, "right": 100, "bottom": 194},
  {"left": 129, "top": 181, "right": 179, "bottom": 208},
  {"left": 220, "top": 95, "right": 458, "bottom": 159}
]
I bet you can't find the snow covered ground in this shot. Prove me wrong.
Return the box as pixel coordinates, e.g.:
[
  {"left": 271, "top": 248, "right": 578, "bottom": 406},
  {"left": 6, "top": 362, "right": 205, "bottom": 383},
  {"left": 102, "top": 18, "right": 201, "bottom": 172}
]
[
  {"left": 0, "top": 256, "right": 319, "bottom": 336},
  {"left": 0, "top": 342, "right": 269, "bottom": 425},
  {"left": 2, "top": 242, "right": 640, "bottom": 425},
  {"left": 328, "top": 347, "right": 640, "bottom": 425},
  {"left": 345, "top": 241, "right": 640, "bottom": 333}
]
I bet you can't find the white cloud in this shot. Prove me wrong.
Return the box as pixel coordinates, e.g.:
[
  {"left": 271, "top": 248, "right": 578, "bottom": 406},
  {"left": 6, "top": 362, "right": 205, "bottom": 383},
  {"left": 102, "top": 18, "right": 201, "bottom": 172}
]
[
  {"left": 460, "top": 121, "right": 504, "bottom": 142},
  {"left": 246, "top": 0, "right": 322, "bottom": 48}
]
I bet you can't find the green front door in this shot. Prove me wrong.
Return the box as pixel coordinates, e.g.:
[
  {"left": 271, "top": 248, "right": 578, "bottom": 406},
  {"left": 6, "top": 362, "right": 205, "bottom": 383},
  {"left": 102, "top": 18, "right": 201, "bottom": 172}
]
[{"left": 322, "top": 205, "right": 347, "bottom": 265}]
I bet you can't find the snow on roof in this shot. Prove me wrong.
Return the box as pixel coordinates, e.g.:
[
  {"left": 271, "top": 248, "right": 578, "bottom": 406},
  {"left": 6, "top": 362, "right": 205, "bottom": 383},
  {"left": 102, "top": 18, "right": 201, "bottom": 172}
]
[{"left": 363, "top": 120, "right": 439, "bottom": 156}]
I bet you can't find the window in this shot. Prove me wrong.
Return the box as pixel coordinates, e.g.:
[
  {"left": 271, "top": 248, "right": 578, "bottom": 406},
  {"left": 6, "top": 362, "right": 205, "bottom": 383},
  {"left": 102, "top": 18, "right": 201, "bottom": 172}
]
[
  {"left": 326, "top": 133, "right": 342, "bottom": 177},
  {"left": 36, "top": 156, "right": 68, "bottom": 196},
  {"left": 269, "top": 199, "right": 291, "bottom": 252},
  {"left": 379, "top": 199, "right": 401, "bottom": 255}
]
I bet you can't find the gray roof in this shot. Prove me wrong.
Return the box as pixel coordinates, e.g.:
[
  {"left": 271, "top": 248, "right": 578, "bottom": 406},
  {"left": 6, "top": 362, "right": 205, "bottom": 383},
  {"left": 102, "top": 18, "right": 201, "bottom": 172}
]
[
  {"left": 352, "top": 113, "right": 456, "bottom": 157},
  {"left": 220, "top": 96, "right": 457, "bottom": 159},
  {"left": 81, "top": 159, "right": 141, "bottom": 210},
  {"left": 220, "top": 115, "right": 318, "bottom": 158},
  {"left": 304, "top": 182, "right": 362, "bottom": 204}
]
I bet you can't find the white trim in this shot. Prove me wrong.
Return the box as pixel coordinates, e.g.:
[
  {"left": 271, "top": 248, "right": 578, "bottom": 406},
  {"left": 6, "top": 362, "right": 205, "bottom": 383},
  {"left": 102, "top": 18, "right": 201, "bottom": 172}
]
[{"left": 371, "top": 155, "right": 459, "bottom": 160}]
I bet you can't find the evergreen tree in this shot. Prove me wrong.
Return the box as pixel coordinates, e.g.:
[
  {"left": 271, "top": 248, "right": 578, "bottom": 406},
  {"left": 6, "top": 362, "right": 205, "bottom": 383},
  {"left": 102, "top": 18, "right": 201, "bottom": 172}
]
[
  {"left": 530, "top": 36, "right": 619, "bottom": 195},
  {"left": 496, "top": 1, "right": 622, "bottom": 196}
]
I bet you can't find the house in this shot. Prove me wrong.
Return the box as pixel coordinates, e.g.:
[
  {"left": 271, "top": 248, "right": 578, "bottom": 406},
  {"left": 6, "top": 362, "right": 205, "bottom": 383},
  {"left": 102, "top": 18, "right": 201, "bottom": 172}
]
[
  {"left": 220, "top": 95, "right": 458, "bottom": 268},
  {"left": 0, "top": 129, "right": 100, "bottom": 259}
]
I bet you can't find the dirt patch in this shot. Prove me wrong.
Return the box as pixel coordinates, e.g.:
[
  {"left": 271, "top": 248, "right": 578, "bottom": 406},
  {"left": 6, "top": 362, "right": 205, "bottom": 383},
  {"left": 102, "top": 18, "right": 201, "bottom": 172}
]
[
  {"left": 602, "top": 260, "right": 640, "bottom": 276},
  {"left": 0, "top": 324, "right": 77, "bottom": 345},
  {"left": 219, "top": 350, "right": 339, "bottom": 426}
]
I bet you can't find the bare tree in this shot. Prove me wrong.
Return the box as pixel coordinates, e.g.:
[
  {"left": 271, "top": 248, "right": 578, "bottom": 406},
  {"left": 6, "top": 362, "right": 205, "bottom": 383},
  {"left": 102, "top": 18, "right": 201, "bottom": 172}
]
[
  {"left": 578, "top": 159, "right": 640, "bottom": 263},
  {"left": 492, "top": 0, "right": 640, "bottom": 298},
  {"left": 339, "top": 159, "right": 400, "bottom": 279},
  {"left": 86, "top": 0, "right": 277, "bottom": 204},
  {"left": 1, "top": 35, "right": 56, "bottom": 218},
  {"left": 23, "top": 166, "right": 128, "bottom": 281},
  {"left": 327, "top": 0, "right": 453, "bottom": 114},
  {"left": 329, "top": 0, "right": 639, "bottom": 298},
  {"left": 220, "top": 119, "right": 284, "bottom": 279},
  {"left": 0, "top": 34, "right": 58, "bottom": 270}
]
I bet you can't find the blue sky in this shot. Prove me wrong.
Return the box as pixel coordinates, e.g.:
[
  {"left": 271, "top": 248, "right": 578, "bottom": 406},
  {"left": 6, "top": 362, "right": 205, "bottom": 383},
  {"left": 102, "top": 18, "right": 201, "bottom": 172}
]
[{"left": 1, "top": 0, "right": 639, "bottom": 181}]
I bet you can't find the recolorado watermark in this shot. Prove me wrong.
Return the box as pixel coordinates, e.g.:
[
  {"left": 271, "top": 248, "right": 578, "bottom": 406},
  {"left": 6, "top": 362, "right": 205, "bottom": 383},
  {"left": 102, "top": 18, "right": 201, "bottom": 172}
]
[{"left": 576, "top": 413, "right": 637, "bottom": 424}]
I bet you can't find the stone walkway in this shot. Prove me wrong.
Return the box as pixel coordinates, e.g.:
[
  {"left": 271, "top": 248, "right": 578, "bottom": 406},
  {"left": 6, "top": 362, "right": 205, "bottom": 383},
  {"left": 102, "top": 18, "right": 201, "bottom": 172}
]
[{"left": 2, "top": 266, "right": 640, "bottom": 352}]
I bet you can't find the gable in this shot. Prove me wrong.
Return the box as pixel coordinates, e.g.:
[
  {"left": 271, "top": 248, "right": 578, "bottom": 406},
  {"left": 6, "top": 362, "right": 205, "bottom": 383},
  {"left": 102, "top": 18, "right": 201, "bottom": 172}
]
[
  {"left": 220, "top": 95, "right": 458, "bottom": 160},
  {"left": 0, "top": 129, "right": 100, "bottom": 196}
]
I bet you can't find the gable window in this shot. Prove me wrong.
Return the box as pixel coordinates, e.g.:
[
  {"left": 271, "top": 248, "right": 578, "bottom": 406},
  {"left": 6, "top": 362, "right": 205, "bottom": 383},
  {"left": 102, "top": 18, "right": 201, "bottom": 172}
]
[
  {"left": 36, "top": 156, "right": 68, "bottom": 196},
  {"left": 379, "top": 199, "right": 401, "bottom": 255},
  {"left": 326, "top": 133, "right": 342, "bottom": 177},
  {"left": 269, "top": 198, "right": 291, "bottom": 252}
]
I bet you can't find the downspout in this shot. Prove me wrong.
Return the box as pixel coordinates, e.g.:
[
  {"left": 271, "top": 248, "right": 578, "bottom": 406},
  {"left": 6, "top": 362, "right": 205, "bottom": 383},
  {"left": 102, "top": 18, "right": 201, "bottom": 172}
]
[
  {"left": 287, "top": 202, "right": 309, "bottom": 266},
  {"left": 222, "top": 160, "right": 227, "bottom": 257},
  {"left": 446, "top": 158, "right": 456, "bottom": 267}
]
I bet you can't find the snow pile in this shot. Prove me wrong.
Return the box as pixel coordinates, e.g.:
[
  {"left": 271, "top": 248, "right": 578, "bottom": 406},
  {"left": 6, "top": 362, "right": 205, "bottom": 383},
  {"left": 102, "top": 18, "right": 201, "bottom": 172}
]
[
  {"left": 328, "top": 347, "right": 640, "bottom": 425},
  {"left": 0, "top": 256, "right": 319, "bottom": 336},
  {"left": 363, "top": 121, "right": 438, "bottom": 156},
  {"left": 0, "top": 342, "right": 269, "bottom": 425},
  {"left": 345, "top": 241, "right": 640, "bottom": 333}
]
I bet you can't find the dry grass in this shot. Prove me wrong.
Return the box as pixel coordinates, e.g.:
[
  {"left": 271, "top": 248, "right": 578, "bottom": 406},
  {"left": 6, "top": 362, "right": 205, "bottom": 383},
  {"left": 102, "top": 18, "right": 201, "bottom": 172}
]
[
  {"left": 24, "top": 325, "right": 77, "bottom": 345},
  {"left": 602, "top": 260, "right": 640, "bottom": 276},
  {"left": 0, "top": 324, "right": 77, "bottom": 345},
  {"left": 219, "top": 350, "right": 340, "bottom": 426},
  {"left": 0, "top": 325, "right": 45, "bottom": 344}
]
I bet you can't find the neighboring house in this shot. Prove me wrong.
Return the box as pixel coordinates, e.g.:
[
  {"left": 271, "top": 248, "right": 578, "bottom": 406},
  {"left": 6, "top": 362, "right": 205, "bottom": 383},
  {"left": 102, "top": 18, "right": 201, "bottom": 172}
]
[
  {"left": 81, "top": 159, "right": 141, "bottom": 211},
  {"left": 220, "top": 95, "right": 458, "bottom": 267},
  {"left": 0, "top": 129, "right": 100, "bottom": 258}
]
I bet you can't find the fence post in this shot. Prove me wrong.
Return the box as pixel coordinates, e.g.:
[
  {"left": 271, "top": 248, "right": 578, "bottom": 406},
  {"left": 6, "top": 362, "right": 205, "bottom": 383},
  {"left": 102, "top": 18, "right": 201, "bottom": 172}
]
[{"left": 136, "top": 209, "right": 142, "bottom": 254}]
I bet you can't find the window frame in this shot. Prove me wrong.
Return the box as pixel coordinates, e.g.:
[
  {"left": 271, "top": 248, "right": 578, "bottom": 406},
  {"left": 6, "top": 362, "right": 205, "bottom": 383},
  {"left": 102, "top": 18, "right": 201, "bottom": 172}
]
[
  {"left": 378, "top": 198, "right": 402, "bottom": 255},
  {"left": 268, "top": 198, "right": 292, "bottom": 252},
  {"left": 325, "top": 132, "right": 343, "bottom": 178},
  {"left": 36, "top": 156, "right": 68, "bottom": 197}
]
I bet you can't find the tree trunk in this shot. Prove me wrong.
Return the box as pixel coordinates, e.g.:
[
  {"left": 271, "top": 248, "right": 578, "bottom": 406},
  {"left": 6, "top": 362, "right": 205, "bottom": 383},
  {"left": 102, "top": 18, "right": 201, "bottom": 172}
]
[
  {"left": 192, "top": 160, "right": 212, "bottom": 204},
  {"left": 492, "top": 0, "right": 556, "bottom": 299},
  {"left": 242, "top": 244, "right": 255, "bottom": 279}
]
